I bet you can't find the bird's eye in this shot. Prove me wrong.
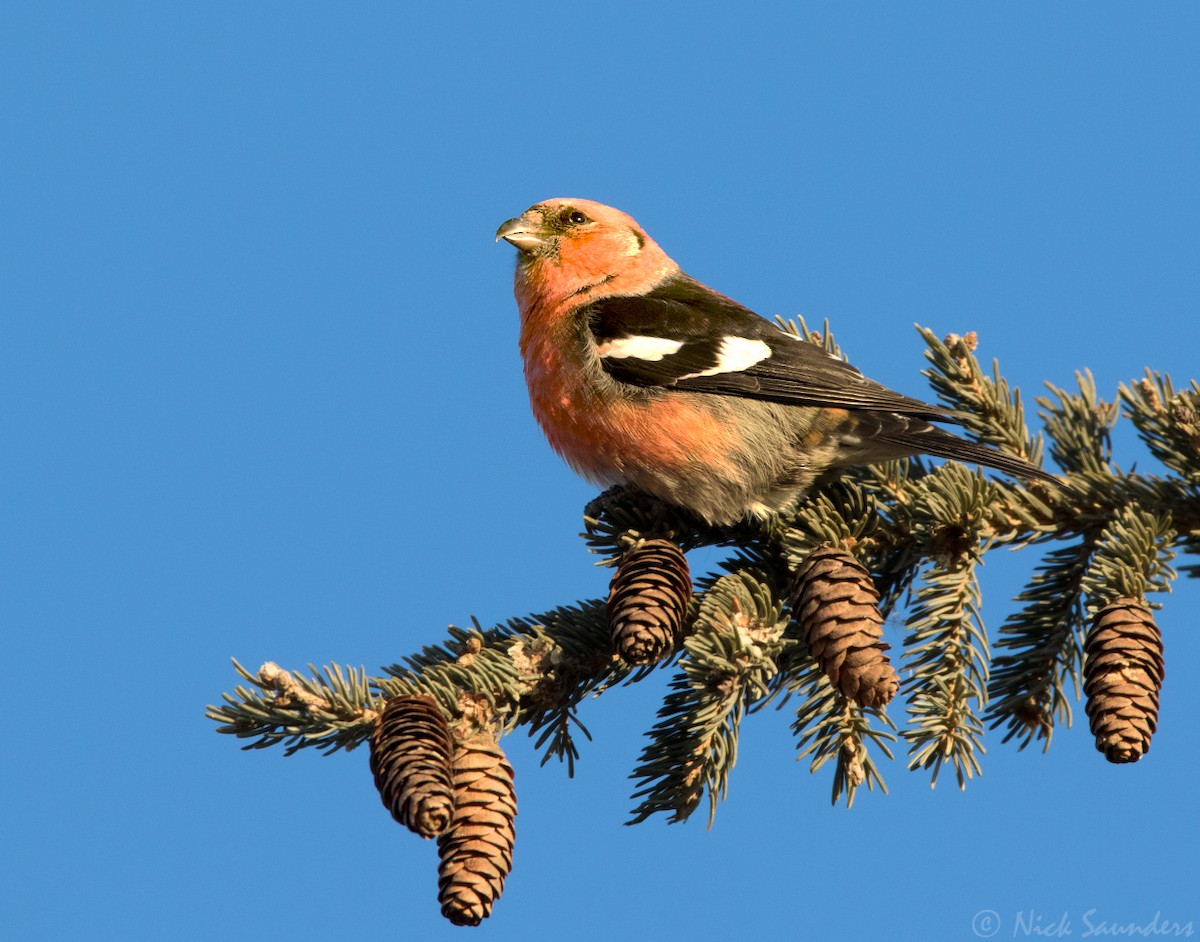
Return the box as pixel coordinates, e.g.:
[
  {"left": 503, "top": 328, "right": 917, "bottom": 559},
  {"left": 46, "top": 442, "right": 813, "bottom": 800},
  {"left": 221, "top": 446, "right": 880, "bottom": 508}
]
[{"left": 563, "top": 209, "right": 589, "bottom": 225}]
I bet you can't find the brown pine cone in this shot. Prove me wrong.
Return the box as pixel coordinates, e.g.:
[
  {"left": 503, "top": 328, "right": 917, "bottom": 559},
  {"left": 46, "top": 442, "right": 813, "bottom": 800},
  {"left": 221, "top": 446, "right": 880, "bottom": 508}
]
[
  {"left": 790, "top": 546, "right": 898, "bottom": 708},
  {"left": 1084, "top": 598, "right": 1165, "bottom": 764},
  {"left": 607, "top": 538, "right": 691, "bottom": 665},
  {"left": 369, "top": 695, "right": 455, "bottom": 839},
  {"left": 438, "top": 733, "right": 517, "bottom": 927}
]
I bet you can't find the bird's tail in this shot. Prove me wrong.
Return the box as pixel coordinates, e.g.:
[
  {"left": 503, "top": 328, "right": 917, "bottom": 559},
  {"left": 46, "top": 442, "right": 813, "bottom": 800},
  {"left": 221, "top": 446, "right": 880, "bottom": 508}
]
[{"left": 878, "top": 421, "right": 1060, "bottom": 487}]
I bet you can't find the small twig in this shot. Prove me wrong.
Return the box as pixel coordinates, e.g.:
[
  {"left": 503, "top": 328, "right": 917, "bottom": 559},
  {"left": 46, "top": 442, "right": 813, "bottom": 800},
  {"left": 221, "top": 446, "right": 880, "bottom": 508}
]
[{"left": 258, "top": 661, "right": 379, "bottom": 724}]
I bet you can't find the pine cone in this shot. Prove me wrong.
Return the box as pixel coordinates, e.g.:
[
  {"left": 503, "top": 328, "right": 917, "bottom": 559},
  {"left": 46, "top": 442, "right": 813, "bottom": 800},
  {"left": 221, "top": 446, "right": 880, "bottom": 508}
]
[
  {"left": 790, "top": 546, "right": 898, "bottom": 708},
  {"left": 607, "top": 538, "right": 691, "bottom": 665},
  {"left": 1084, "top": 598, "right": 1165, "bottom": 764},
  {"left": 369, "top": 695, "right": 455, "bottom": 838},
  {"left": 438, "top": 733, "right": 517, "bottom": 927}
]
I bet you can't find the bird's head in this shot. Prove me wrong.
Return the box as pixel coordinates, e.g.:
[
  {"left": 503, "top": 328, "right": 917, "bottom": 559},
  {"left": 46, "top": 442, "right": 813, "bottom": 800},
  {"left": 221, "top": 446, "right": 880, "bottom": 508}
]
[{"left": 496, "top": 198, "right": 676, "bottom": 308}]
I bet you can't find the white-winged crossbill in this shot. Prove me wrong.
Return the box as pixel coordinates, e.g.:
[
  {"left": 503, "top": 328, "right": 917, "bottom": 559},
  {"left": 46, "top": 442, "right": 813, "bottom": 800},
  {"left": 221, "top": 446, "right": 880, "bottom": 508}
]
[{"left": 496, "top": 198, "right": 1056, "bottom": 525}]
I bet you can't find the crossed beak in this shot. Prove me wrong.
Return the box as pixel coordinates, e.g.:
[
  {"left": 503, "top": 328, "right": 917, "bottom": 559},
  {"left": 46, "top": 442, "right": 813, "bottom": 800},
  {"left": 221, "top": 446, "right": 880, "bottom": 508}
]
[{"left": 495, "top": 213, "right": 547, "bottom": 252}]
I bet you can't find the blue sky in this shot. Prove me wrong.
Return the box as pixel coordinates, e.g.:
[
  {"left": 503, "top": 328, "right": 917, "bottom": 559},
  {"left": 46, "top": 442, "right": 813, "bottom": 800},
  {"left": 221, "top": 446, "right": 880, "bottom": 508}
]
[{"left": 4, "top": 4, "right": 1198, "bottom": 939}]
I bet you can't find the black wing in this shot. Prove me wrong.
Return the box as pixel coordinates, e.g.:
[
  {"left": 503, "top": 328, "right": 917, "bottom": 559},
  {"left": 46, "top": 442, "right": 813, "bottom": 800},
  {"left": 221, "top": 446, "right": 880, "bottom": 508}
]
[{"left": 581, "top": 273, "right": 954, "bottom": 421}]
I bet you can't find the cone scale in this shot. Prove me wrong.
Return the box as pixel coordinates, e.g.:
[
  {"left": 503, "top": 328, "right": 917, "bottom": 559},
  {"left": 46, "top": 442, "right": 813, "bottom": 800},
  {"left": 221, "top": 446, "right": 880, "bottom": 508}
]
[
  {"left": 1084, "top": 598, "right": 1165, "bottom": 764},
  {"left": 437, "top": 733, "right": 518, "bottom": 926},
  {"left": 607, "top": 539, "right": 691, "bottom": 665},
  {"left": 790, "top": 546, "right": 899, "bottom": 708},
  {"left": 369, "top": 694, "right": 455, "bottom": 838}
]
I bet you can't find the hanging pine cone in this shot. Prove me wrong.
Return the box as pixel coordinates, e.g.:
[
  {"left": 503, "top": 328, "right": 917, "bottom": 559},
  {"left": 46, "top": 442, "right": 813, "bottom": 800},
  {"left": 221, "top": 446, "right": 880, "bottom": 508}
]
[
  {"left": 369, "top": 695, "right": 455, "bottom": 839},
  {"left": 437, "top": 733, "right": 517, "bottom": 927},
  {"left": 1084, "top": 598, "right": 1165, "bottom": 764},
  {"left": 607, "top": 538, "right": 691, "bottom": 665},
  {"left": 790, "top": 546, "right": 898, "bottom": 709}
]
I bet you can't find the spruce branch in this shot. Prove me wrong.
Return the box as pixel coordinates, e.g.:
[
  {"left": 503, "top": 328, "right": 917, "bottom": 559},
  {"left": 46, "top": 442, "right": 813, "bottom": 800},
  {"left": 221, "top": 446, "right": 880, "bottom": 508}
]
[
  {"left": 627, "top": 568, "right": 791, "bottom": 827},
  {"left": 582, "top": 485, "right": 760, "bottom": 563},
  {"left": 1079, "top": 505, "right": 1177, "bottom": 610},
  {"left": 1039, "top": 370, "right": 1118, "bottom": 475},
  {"left": 902, "top": 559, "right": 989, "bottom": 788},
  {"left": 1120, "top": 371, "right": 1200, "bottom": 482},
  {"left": 791, "top": 643, "right": 897, "bottom": 808},
  {"left": 781, "top": 479, "right": 886, "bottom": 562},
  {"left": 208, "top": 326, "right": 1200, "bottom": 924},
  {"left": 775, "top": 313, "right": 844, "bottom": 358},
  {"left": 207, "top": 660, "right": 380, "bottom": 756},
  {"left": 895, "top": 463, "right": 992, "bottom": 787},
  {"left": 919, "top": 327, "right": 1043, "bottom": 464},
  {"left": 485, "top": 603, "right": 625, "bottom": 766},
  {"left": 984, "top": 541, "right": 1094, "bottom": 751}
]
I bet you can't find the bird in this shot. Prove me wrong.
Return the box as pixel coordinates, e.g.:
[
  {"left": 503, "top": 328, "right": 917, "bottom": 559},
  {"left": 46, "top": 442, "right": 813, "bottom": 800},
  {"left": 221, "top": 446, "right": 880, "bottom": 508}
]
[{"left": 495, "top": 198, "right": 1057, "bottom": 525}]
